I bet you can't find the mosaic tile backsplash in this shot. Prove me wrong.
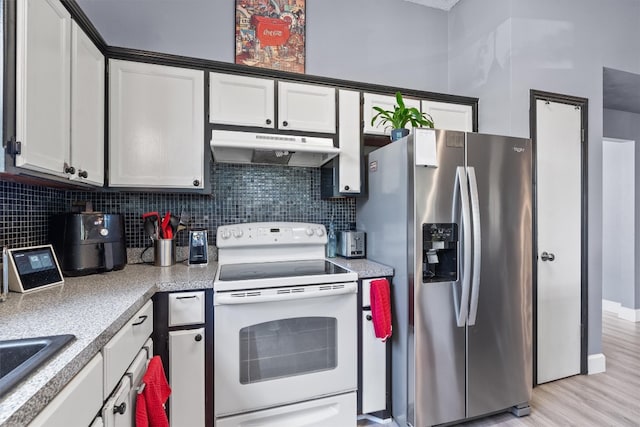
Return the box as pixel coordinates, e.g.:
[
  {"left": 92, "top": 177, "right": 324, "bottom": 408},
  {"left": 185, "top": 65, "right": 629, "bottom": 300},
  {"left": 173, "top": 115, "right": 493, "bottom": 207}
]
[{"left": 0, "top": 162, "right": 356, "bottom": 250}]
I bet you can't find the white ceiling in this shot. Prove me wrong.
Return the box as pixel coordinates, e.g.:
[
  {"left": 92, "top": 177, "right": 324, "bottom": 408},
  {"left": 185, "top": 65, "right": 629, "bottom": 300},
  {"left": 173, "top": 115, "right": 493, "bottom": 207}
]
[{"left": 402, "top": 0, "right": 461, "bottom": 11}]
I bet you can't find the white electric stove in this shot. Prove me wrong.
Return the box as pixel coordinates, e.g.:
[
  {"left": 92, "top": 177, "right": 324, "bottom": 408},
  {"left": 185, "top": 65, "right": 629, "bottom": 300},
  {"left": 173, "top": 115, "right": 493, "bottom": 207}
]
[{"left": 213, "top": 222, "right": 358, "bottom": 427}]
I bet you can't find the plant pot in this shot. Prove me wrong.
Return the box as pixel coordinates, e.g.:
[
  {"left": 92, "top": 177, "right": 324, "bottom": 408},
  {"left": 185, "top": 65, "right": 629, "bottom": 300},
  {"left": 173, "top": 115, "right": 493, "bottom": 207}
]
[{"left": 390, "top": 128, "right": 410, "bottom": 141}]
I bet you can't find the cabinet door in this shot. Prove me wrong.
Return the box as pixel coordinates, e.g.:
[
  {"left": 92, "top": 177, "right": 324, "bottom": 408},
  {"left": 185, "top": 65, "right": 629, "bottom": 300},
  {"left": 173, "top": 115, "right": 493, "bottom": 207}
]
[
  {"left": 209, "top": 72, "right": 274, "bottom": 128},
  {"left": 70, "top": 21, "right": 104, "bottom": 186},
  {"left": 363, "top": 92, "right": 421, "bottom": 136},
  {"left": 361, "top": 279, "right": 387, "bottom": 414},
  {"left": 337, "top": 89, "right": 361, "bottom": 194},
  {"left": 29, "top": 353, "right": 104, "bottom": 427},
  {"left": 101, "top": 377, "right": 132, "bottom": 427},
  {"left": 421, "top": 100, "right": 473, "bottom": 132},
  {"left": 278, "top": 82, "right": 336, "bottom": 133},
  {"left": 109, "top": 60, "right": 204, "bottom": 189},
  {"left": 169, "top": 328, "right": 205, "bottom": 427},
  {"left": 16, "top": 0, "right": 71, "bottom": 177}
]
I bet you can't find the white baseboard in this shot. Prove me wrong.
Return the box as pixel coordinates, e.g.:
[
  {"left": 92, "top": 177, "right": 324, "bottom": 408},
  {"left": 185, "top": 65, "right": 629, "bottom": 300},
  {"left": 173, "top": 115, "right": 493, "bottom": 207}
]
[
  {"left": 602, "top": 299, "right": 640, "bottom": 322},
  {"left": 588, "top": 353, "right": 606, "bottom": 375}
]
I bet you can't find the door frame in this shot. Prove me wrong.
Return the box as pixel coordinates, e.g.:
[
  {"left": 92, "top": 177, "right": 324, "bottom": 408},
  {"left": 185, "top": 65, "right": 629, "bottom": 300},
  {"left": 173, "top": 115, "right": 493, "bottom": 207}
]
[{"left": 529, "top": 90, "right": 589, "bottom": 385}]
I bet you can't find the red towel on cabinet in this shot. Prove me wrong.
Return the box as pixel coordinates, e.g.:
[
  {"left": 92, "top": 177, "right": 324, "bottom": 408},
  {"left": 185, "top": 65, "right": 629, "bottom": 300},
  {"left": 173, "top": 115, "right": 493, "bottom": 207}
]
[
  {"left": 370, "top": 278, "right": 392, "bottom": 342},
  {"left": 136, "top": 356, "right": 172, "bottom": 427}
]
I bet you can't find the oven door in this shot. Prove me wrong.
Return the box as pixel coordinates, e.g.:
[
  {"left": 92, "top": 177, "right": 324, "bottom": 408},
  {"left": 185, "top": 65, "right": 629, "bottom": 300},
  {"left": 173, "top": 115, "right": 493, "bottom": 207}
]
[{"left": 214, "top": 282, "right": 357, "bottom": 417}]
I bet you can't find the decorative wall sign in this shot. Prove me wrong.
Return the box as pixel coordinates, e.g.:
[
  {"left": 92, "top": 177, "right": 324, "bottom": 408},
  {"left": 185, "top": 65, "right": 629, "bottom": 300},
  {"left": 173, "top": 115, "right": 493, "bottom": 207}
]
[{"left": 235, "top": 0, "right": 306, "bottom": 74}]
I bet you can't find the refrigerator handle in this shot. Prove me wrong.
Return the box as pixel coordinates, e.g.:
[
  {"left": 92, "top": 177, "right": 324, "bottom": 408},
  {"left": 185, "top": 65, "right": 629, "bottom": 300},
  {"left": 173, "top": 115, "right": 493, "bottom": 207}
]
[
  {"left": 467, "top": 167, "right": 482, "bottom": 326},
  {"left": 453, "top": 166, "right": 472, "bottom": 328}
]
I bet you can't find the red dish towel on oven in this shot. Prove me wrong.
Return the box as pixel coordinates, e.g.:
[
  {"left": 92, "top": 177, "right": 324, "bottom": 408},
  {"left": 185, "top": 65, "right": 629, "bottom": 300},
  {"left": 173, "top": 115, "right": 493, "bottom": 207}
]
[
  {"left": 370, "top": 278, "right": 392, "bottom": 342},
  {"left": 136, "top": 356, "right": 171, "bottom": 427}
]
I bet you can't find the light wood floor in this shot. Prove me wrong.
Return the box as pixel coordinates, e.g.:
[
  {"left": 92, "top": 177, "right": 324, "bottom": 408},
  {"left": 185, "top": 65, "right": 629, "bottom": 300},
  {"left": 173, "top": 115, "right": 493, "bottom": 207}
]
[{"left": 362, "top": 312, "right": 640, "bottom": 426}]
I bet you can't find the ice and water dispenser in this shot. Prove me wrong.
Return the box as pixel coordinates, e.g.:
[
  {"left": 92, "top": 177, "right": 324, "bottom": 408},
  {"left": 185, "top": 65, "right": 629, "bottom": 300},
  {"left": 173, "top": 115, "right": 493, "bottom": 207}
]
[{"left": 422, "top": 223, "right": 458, "bottom": 283}]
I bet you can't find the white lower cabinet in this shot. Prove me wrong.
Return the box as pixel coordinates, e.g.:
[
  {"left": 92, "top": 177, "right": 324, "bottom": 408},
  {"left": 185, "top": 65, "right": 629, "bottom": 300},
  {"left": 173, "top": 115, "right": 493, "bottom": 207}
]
[
  {"left": 169, "top": 328, "right": 206, "bottom": 427},
  {"left": 29, "top": 353, "right": 104, "bottom": 427},
  {"left": 216, "top": 392, "right": 357, "bottom": 427},
  {"left": 101, "top": 377, "right": 131, "bottom": 427},
  {"left": 103, "top": 300, "right": 153, "bottom": 398},
  {"left": 360, "top": 278, "right": 388, "bottom": 415}
]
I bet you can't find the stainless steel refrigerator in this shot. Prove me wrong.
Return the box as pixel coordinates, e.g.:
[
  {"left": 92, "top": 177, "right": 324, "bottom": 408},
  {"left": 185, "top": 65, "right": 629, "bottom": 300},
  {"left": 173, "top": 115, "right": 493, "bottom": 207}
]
[{"left": 357, "top": 129, "right": 532, "bottom": 427}]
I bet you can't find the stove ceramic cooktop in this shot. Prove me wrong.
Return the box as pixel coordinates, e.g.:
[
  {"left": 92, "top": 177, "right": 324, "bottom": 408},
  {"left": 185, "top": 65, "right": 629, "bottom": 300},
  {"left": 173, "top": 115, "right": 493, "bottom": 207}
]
[{"left": 214, "top": 259, "right": 357, "bottom": 291}]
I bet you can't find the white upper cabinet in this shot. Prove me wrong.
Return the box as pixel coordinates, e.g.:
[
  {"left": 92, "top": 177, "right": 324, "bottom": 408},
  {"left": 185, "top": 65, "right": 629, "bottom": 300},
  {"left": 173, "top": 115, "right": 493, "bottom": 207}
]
[
  {"left": 15, "top": 0, "right": 104, "bottom": 186},
  {"left": 16, "top": 0, "right": 71, "bottom": 177},
  {"left": 209, "top": 72, "right": 275, "bottom": 128},
  {"left": 109, "top": 60, "right": 204, "bottom": 189},
  {"left": 70, "top": 21, "right": 104, "bottom": 186},
  {"left": 278, "top": 82, "right": 336, "bottom": 133},
  {"left": 337, "top": 89, "right": 361, "bottom": 194},
  {"left": 363, "top": 92, "right": 421, "bottom": 136},
  {"left": 421, "top": 100, "right": 473, "bottom": 132},
  {"left": 209, "top": 73, "right": 336, "bottom": 134}
]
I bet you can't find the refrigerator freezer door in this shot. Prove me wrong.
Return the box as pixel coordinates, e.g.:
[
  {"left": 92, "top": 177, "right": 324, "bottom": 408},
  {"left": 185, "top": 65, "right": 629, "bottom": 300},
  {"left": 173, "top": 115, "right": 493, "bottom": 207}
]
[
  {"left": 413, "top": 130, "right": 467, "bottom": 427},
  {"left": 465, "top": 133, "right": 533, "bottom": 418}
]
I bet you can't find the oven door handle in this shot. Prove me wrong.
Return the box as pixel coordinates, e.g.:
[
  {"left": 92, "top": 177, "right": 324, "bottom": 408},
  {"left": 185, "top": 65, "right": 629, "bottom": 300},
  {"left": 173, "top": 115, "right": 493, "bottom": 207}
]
[{"left": 215, "top": 282, "right": 357, "bottom": 305}]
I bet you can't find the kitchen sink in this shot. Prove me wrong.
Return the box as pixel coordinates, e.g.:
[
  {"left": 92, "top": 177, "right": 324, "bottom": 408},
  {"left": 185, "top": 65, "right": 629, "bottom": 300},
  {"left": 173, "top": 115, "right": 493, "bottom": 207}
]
[{"left": 0, "top": 334, "right": 75, "bottom": 397}]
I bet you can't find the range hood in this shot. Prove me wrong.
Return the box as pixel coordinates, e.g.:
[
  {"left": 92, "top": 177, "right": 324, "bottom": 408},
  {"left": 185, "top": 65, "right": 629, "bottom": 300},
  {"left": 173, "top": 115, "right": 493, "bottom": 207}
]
[{"left": 210, "top": 130, "right": 340, "bottom": 167}]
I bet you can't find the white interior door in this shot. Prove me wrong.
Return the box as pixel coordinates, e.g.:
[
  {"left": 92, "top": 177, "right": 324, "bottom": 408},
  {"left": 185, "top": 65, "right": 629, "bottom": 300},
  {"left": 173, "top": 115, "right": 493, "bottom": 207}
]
[{"left": 536, "top": 99, "right": 582, "bottom": 384}]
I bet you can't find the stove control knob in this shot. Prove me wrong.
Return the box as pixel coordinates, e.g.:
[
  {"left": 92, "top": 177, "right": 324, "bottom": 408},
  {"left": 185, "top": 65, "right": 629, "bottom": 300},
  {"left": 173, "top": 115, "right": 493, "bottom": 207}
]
[
  {"left": 220, "top": 229, "right": 231, "bottom": 240},
  {"left": 232, "top": 229, "right": 244, "bottom": 238},
  {"left": 315, "top": 228, "right": 325, "bottom": 237},
  {"left": 305, "top": 227, "right": 314, "bottom": 237}
]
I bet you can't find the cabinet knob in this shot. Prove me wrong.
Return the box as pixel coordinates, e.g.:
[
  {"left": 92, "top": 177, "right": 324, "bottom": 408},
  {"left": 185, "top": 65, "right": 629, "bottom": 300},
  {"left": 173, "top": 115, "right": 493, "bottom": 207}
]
[
  {"left": 78, "top": 170, "right": 88, "bottom": 179},
  {"left": 113, "top": 402, "right": 127, "bottom": 415},
  {"left": 193, "top": 179, "right": 200, "bottom": 187},
  {"left": 282, "top": 121, "right": 288, "bottom": 127},
  {"left": 64, "top": 165, "right": 76, "bottom": 174},
  {"left": 266, "top": 119, "right": 272, "bottom": 125},
  {"left": 344, "top": 185, "right": 350, "bottom": 191},
  {"left": 366, "top": 315, "right": 372, "bottom": 321},
  {"left": 195, "top": 334, "right": 203, "bottom": 342}
]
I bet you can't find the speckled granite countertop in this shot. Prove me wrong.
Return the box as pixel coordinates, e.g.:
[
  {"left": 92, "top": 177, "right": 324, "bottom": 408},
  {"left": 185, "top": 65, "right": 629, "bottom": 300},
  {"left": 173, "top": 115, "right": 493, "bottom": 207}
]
[
  {"left": 0, "top": 262, "right": 217, "bottom": 427},
  {"left": 0, "top": 256, "right": 391, "bottom": 426},
  {"left": 330, "top": 257, "right": 394, "bottom": 278}
]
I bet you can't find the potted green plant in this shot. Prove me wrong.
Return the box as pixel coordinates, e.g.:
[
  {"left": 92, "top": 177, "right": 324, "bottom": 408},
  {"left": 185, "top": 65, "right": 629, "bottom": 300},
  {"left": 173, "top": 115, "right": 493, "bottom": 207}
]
[{"left": 371, "top": 92, "right": 435, "bottom": 141}]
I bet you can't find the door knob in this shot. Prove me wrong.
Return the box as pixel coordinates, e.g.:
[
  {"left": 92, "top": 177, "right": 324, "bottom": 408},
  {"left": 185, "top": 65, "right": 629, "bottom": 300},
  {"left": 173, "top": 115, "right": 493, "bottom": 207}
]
[{"left": 540, "top": 252, "right": 555, "bottom": 262}]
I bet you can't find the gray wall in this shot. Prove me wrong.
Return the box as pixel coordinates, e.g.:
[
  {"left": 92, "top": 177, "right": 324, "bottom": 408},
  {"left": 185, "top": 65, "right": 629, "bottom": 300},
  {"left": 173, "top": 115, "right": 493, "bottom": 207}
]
[
  {"left": 77, "top": 0, "right": 450, "bottom": 93},
  {"left": 448, "top": 0, "right": 640, "bottom": 356},
  {"left": 602, "top": 138, "right": 635, "bottom": 308},
  {"left": 604, "top": 108, "right": 640, "bottom": 309}
]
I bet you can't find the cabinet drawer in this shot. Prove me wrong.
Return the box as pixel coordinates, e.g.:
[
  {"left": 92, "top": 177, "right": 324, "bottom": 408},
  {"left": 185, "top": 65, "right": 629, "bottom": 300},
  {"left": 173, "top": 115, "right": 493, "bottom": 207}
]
[
  {"left": 103, "top": 300, "right": 153, "bottom": 398},
  {"left": 169, "top": 291, "right": 205, "bottom": 326},
  {"left": 29, "top": 353, "right": 104, "bottom": 427}
]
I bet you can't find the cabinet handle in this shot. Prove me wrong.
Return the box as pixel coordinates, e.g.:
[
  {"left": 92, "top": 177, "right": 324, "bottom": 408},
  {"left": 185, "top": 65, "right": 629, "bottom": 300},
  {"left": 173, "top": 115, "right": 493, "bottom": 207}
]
[
  {"left": 193, "top": 179, "right": 200, "bottom": 187},
  {"left": 282, "top": 121, "right": 288, "bottom": 127},
  {"left": 78, "top": 170, "right": 88, "bottom": 179},
  {"left": 113, "top": 402, "right": 127, "bottom": 415},
  {"left": 132, "top": 315, "right": 148, "bottom": 326},
  {"left": 195, "top": 333, "right": 203, "bottom": 342},
  {"left": 177, "top": 295, "right": 197, "bottom": 300},
  {"left": 366, "top": 315, "right": 372, "bottom": 321},
  {"left": 64, "top": 165, "right": 76, "bottom": 174},
  {"left": 266, "top": 118, "right": 272, "bottom": 125}
]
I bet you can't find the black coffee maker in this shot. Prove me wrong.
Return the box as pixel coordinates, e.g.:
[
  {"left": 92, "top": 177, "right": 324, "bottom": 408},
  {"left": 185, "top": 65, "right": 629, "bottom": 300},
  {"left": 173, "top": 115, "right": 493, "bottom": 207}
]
[{"left": 49, "top": 212, "right": 127, "bottom": 276}]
